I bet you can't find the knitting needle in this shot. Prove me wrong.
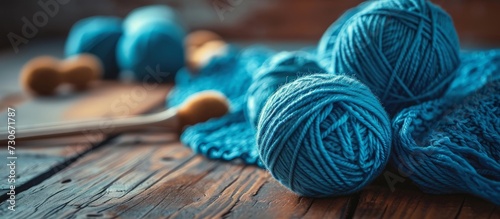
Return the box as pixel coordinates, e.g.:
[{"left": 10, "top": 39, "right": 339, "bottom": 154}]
[{"left": 0, "top": 91, "right": 229, "bottom": 142}]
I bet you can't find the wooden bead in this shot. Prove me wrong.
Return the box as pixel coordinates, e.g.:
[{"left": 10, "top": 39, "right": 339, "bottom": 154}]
[
  {"left": 20, "top": 56, "right": 62, "bottom": 96},
  {"left": 189, "top": 40, "right": 228, "bottom": 72},
  {"left": 20, "top": 54, "right": 103, "bottom": 96},
  {"left": 60, "top": 54, "right": 102, "bottom": 91},
  {"left": 185, "top": 30, "right": 224, "bottom": 73},
  {"left": 185, "top": 30, "right": 223, "bottom": 52}
]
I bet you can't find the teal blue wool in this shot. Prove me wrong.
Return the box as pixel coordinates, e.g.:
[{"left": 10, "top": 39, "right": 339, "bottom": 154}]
[
  {"left": 319, "top": 0, "right": 461, "bottom": 116},
  {"left": 392, "top": 50, "right": 500, "bottom": 204},
  {"left": 257, "top": 74, "right": 392, "bottom": 197},
  {"left": 117, "top": 5, "right": 185, "bottom": 82},
  {"left": 168, "top": 46, "right": 275, "bottom": 167},
  {"left": 317, "top": 2, "right": 368, "bottom": 71},
  {"left": 245, "top": 51, "right": 325, "bottom": 128},
  {"left": 65, "top": 16, "right": 123, "bottom": 79}
]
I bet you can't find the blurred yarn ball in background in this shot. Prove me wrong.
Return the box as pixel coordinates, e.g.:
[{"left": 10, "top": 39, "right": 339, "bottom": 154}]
[
  {"left": 65, "top": 16, "right": 123, "bottom": 79},
  {"left": 117, "top": 5, "right": 186, "bottom": 82}
]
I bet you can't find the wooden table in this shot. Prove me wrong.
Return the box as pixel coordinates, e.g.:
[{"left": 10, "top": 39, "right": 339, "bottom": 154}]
[{"left": 0, "top": 41, "right": 498, "bottom": 219}]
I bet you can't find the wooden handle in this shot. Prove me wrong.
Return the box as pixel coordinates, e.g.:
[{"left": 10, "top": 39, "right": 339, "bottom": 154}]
[{"left": 1, "top": 109, "right": 178, "bottom": 142}]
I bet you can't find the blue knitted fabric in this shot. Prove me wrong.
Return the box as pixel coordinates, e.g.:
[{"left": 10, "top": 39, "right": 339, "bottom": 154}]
[
  {"left": 392, "top": 49, "right": 500, "bottom": 204},
  {"left": 167, "top": 45, "right": 274, "bottom": 167}
]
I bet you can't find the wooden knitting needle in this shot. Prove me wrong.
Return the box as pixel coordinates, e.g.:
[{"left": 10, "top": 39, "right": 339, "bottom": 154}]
[{"left": 1, "top": 91, "right": 229, "bottom": 142}]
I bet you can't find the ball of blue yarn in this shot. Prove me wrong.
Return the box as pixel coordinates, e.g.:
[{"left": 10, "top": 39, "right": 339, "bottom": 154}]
[
  {"left": 246, "top": 51, "right": 325, "bottom": 128},
  {"left": 118, "top": 5, "right": 185, "bottom": 82},
  {"left": 320, "top": 0, "right": 461, "bottom": 115},
  {"left": 65, "top": 16, "right": 123, "bottom": 79},
  {"left": 257, "top": 74, "right": 391, "bottom": 197}
]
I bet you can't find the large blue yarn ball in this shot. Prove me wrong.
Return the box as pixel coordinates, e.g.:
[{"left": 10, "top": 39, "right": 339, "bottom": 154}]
[
  {"left": 118, "top": 5, "right": 186, "bottom": 82},
  {"left": 320, "top": 0, "right": 461, "bottom": 116},
  {"left": 246, "top": 51, "right": 325, "bottom": 128},
  {"left": 257, "top": 74, "right": 391, "bottom": 197},
  {"left": 65, "top": 16, "right": 123, "bottom": 79}
]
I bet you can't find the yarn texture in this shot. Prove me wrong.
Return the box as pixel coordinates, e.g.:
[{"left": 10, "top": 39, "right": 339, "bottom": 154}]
[
  {"left": 257, "top": 74, "right": 391, "bottom": 197},
  {"left": 317, "top": 2, "right": 368, "bottom": 71},
  {"left": 392, "top": 49, "right": 500, "bottom": 204},
  {"left": 320, "top": 0, "right": 461, "bottom": 115},
  {"left": 118, "top": 5, "right": 185, "bottom": 82},
  {"left": 246, "top": 51, "right": 325, "bottom": 128},
  {"left": 65, "top": 16, "right": 122, "bottom": 79}
]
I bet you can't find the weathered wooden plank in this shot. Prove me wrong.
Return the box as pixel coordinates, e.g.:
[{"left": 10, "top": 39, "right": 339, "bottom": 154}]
[
  {"left": 0, "top": 132, "right": 354, "bottom": 218},
  {"left": 0, "top": 140, "right": 90, "bottom": 195},
  {"left": 224, "top": 179, "right": 355, "bottom": 219},
  {"left": 352, "top": 185, "right": 499, "bottom": 219},
  {"left": 457, "top": 196, "right": 499, "bottom": 219},
  {"left": 0, "top": 133, "right": 201, "bottom": 218}
]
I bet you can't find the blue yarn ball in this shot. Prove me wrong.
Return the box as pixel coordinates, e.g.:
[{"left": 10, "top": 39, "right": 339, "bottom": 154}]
[
  {"left": 123, "top": 5, "right": 181, "bottom": 34},
  {"left": 320, "top": 0, "right": 461, "bottom": 115},
  {"left": 118, "top": 5, "right": 186, "bottom": 82},
  {"left": 257, "top": 74, "right": 391, "bottom": 197},
  {"left": 65, "top": 16, "right": 123, "bottom": 79},
  {"left": 246, "top": 51, "right": 325, "bottom": 128}
]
